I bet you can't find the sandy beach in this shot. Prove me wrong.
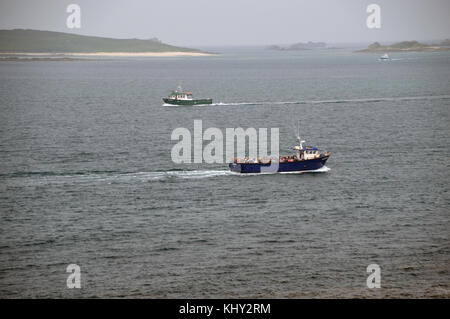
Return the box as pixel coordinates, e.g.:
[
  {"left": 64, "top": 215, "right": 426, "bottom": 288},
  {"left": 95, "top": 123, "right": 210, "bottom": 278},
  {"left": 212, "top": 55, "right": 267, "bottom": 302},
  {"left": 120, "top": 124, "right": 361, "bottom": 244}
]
[{"left": 0, "top": 51, "right": 215, "bottom": 57}]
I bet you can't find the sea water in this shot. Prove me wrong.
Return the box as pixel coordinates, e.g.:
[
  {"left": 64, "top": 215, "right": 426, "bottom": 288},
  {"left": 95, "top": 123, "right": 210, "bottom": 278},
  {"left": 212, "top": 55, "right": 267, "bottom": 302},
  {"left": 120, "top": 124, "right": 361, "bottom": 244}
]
[{"left": 0, "top": 48, "right": 449, "bottom": 297}]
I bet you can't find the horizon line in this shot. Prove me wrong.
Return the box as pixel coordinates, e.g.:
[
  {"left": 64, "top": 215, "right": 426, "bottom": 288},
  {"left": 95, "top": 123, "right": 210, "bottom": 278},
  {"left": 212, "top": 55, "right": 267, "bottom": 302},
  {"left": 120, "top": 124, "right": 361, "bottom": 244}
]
[{"left": 1, "top": 28, "right": 448, "bottom": 48}]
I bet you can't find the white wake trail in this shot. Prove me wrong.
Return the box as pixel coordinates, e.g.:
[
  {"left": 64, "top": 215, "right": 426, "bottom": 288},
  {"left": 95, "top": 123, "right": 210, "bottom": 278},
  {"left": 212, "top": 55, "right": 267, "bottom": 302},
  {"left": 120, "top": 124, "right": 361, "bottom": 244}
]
[{"left": 173, "top": 94, "right": 450, "bottom": 107}]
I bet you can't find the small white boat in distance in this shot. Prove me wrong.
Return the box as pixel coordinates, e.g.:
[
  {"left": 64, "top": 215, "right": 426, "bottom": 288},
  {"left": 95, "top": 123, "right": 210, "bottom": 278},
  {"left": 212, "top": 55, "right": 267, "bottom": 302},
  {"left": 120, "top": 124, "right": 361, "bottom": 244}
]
[{"left": 379, "top": 53, "right": 392, "bottom": 61}]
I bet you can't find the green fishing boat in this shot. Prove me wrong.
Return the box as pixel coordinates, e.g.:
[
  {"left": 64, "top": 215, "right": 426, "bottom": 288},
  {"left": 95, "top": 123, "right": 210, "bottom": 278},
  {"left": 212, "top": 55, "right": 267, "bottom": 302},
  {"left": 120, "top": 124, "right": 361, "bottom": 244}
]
[{"left": 163, "top": 87, "right": 212, "bottom": 105}]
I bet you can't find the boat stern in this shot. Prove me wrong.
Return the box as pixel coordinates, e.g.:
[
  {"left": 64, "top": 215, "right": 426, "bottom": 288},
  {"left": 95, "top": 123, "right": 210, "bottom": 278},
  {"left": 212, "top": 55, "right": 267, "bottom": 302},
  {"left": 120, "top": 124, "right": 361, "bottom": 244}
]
[{"left": 229, "top": 163, "right": 242, "bottom": 173}]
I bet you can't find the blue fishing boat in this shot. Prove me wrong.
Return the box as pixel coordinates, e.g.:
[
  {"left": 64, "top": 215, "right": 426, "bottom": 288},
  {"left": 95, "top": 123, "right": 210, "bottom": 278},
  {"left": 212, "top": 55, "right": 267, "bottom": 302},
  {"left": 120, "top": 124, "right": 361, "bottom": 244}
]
[{"left": 229, "top": 133, "right": 330, "bottom": 174}]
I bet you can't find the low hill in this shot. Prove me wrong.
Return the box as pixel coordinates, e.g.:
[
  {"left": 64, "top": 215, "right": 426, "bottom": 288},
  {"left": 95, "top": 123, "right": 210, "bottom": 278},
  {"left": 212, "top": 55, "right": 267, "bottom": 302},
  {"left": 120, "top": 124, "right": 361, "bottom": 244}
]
[
  {"left": 357, "top": 40, "right": 450, "bottom": 52},
  {"left": 440, "top": 39, "right": 450, "bottom": 46},
  {"left": 0, "top": 29, "right": 207, "bottom": 54},
  {"left": 268, "top": 41, "right": 328, "bottom": 51}
]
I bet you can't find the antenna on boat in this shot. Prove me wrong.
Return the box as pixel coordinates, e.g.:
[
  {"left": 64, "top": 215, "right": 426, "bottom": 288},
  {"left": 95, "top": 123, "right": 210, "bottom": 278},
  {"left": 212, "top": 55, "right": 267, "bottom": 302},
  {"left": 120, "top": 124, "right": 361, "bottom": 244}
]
[{"left": 296, "top": 120, "right": 305, "bottom": 149}]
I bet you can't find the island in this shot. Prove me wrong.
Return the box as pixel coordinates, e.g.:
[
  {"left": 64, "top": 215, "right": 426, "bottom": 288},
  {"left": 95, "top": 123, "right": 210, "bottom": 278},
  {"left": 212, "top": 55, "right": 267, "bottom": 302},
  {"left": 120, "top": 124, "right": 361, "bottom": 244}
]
[
  {"left": 268, "top": 41, "right": 330, "bottom": 51},
  {"left": 357, "top": 40, "right": 450, "bottom": 52},
  {"left": 439, "top": 39, "right": 450, "bottom": 46},
  {"left": 0, "top": 29, "right": 215, "bottom": 59}
]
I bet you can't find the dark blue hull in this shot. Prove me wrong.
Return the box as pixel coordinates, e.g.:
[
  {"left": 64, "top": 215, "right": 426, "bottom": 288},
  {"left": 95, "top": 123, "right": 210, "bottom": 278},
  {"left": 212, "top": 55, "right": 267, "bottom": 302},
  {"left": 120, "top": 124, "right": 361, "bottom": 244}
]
[{"left": 229, "top": 156, "right": 329, "bottom": 174}]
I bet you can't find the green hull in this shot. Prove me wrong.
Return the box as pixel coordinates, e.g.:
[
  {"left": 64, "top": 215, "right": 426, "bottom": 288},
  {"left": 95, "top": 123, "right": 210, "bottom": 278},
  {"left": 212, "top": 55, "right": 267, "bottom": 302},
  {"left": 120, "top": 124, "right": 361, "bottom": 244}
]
[{"left": 163, "top": 98, "right": 213, "bottom": 105}]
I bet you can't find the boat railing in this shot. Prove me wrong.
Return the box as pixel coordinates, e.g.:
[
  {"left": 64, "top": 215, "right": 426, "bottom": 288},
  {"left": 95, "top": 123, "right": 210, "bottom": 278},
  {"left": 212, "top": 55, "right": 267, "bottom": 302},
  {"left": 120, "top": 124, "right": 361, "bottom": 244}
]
[{"left": 232, "top": 152, "right": 329, "bottom": 164}]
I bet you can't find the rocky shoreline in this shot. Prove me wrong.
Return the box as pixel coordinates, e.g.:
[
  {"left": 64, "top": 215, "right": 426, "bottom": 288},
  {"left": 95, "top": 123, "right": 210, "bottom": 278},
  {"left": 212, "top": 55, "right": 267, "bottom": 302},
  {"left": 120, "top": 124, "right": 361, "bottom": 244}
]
[{"left": 357, "top": 40, "right": 450, "bottom": 52}]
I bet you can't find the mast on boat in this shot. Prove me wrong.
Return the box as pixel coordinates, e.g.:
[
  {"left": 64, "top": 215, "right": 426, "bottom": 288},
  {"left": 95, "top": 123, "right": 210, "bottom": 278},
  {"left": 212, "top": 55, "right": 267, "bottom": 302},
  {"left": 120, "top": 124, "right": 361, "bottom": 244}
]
[
  {"left": 296, "top": 120, "right": 305, "bottom": 150},
  {"left": 294, "top": 120, "right": 306, "bottom": 160}
]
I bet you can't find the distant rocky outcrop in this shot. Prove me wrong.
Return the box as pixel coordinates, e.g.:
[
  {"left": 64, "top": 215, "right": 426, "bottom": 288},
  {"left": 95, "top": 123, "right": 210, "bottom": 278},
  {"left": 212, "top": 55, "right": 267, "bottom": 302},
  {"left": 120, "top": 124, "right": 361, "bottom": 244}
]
[
  {"left": 268, "top": 41, "right": 328, "bottom": 51},
  {"left": 357, "top": 40, "right": 450, "bottom": 52},
  {"left": 440, "top": 39, "right": 450, "bottom": 46}
]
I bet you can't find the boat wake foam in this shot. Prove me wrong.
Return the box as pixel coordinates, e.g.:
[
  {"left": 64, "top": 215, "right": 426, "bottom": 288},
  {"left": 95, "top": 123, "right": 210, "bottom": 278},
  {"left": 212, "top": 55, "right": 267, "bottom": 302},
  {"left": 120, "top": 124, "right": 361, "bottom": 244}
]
[
  {"left": 205, "top": 94, "right": 450, "bottom": 107},
  {"left": 140, "top": 169, "right": 234, "bottom": 180},
  {"left": 279, "top": 166, "right": 331, "bottom": 174},
  {"left": 8, "top": 169, "right": 235, "bottom": 186},
  {"left": 7, "top": 166, "right": 330, "bottom": 186}
]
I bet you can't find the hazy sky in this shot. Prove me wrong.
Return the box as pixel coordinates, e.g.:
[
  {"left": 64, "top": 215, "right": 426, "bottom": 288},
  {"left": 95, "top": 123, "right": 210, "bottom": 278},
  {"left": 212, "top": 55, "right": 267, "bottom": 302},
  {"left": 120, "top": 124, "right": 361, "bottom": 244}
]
[{"left": 0, "top": 0, "right": 449, "bottom": 46}]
